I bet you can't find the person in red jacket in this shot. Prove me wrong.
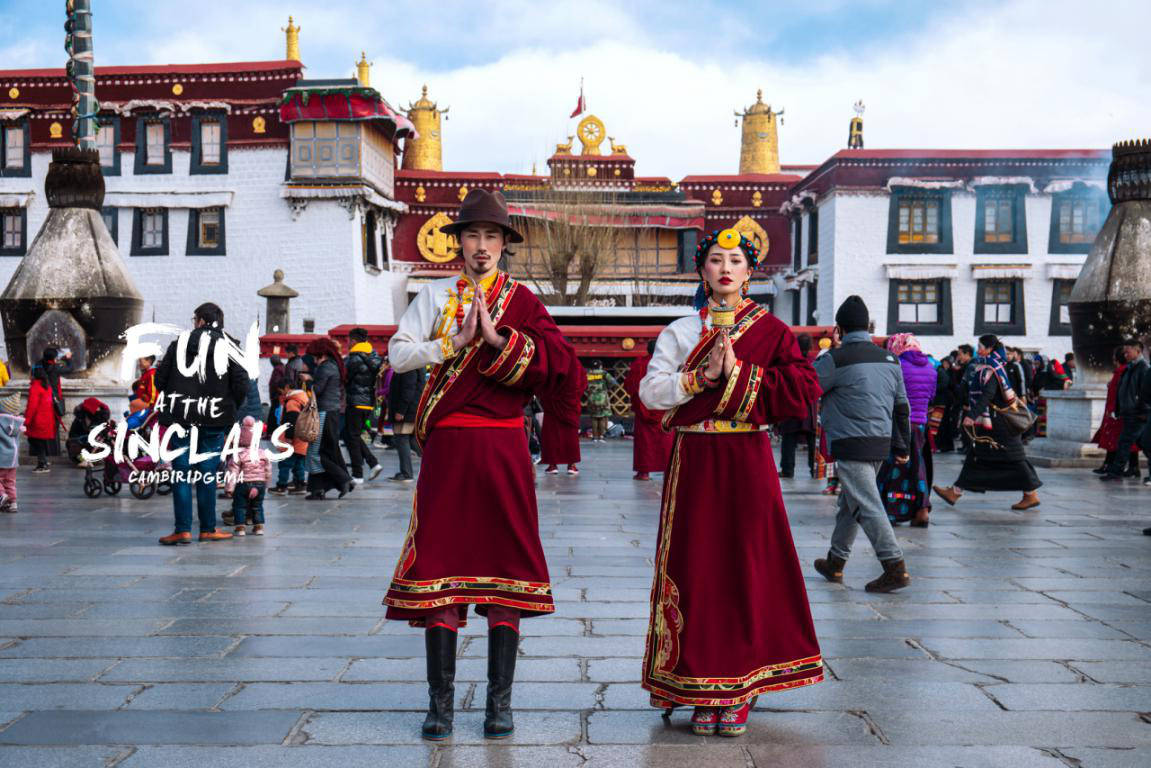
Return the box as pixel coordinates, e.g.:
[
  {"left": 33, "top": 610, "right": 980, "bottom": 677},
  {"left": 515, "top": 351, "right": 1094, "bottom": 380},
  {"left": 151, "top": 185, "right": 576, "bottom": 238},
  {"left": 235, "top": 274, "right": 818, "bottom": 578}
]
[{"left": 25, "top": 348, "right": 71, "bottom": 473}]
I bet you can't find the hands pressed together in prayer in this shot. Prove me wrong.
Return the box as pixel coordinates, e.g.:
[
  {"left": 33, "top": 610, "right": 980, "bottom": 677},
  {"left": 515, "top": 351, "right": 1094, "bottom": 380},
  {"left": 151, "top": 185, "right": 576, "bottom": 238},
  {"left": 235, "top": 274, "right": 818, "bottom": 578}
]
[
  {"left": 451, "top": 281, "right": 508, "bottom": 353},
  {"left": 703, "top": 329, "right": 738, "bottom": 383}
]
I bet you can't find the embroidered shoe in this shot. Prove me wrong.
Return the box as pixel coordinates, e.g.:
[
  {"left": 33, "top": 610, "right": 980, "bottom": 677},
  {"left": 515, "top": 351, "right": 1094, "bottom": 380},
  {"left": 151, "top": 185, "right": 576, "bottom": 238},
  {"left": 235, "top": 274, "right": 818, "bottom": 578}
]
[
  {"left": 716, "top": 698, "right": 755, "bottom": 736},
  {"left": 690, "top": 707, "right": 719, "bottom": 735}
]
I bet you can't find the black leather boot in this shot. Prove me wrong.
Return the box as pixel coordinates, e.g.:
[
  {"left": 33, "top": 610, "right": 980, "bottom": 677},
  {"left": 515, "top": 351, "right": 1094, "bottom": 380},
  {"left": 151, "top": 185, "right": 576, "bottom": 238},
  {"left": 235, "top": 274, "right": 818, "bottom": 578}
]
[
  {"left": 483, "top": 625, "right": 518, "bottom": 739},
  {"left": 421, "top": 626, "right": 456, "bottom": 741}
]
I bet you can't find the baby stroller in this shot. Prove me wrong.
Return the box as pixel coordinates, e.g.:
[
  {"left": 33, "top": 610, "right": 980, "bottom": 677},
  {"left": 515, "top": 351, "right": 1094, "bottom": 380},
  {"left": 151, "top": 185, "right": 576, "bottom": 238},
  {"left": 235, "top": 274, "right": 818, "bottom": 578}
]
[
  {"left": 68, "top": 397, "right": 111, "bottom": 465},
  {"left": 83, "top": 409, "right": 173, "bottom": 500}
]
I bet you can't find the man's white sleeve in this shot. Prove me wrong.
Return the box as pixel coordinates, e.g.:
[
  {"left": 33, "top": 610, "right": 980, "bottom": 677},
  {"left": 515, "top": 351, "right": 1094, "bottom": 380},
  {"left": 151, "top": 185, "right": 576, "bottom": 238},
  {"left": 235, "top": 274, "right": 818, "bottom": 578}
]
[{"left": 388, "top": 287, "right": 446, "bottom": 373}]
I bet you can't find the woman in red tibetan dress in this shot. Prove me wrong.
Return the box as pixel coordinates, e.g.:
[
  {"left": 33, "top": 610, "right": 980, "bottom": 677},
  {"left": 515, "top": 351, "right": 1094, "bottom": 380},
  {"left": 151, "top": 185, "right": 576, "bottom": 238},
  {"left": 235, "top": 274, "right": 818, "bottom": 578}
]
[
  {"left": 384, "top": 190, "right": 578, "bottom": 742},
  {"left": 624, "top": 341, "right": 675, "bottom": 480},
  {"left": 639, "top": 228, "right": 824, "bottom": 737}
]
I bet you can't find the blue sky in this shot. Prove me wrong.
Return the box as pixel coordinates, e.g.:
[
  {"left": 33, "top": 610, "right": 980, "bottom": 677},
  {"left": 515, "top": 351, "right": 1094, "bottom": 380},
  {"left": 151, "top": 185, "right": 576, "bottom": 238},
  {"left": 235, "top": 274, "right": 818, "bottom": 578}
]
[
  {"left": 1, "top": 1, "right": 1146, "bottom": 177},
  {"left": 1, "top": 1, "right": 974, "bottom": 72}
]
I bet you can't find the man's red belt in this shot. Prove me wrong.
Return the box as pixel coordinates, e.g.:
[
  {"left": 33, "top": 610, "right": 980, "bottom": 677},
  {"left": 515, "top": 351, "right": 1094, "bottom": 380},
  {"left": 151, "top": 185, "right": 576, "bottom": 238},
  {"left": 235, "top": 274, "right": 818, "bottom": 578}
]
[{"left": 437, "top": 413, "right": 523, "bottom": 429}]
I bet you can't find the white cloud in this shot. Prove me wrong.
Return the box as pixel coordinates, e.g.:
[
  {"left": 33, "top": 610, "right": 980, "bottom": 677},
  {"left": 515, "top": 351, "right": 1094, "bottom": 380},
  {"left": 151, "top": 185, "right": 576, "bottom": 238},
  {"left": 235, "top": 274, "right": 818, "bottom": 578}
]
[
  {"left": 369, "top": 0, "right": 1151, "bottom": 178},
  {"left": 7, "top": 0, "right": 1146, "bottom": 179}
]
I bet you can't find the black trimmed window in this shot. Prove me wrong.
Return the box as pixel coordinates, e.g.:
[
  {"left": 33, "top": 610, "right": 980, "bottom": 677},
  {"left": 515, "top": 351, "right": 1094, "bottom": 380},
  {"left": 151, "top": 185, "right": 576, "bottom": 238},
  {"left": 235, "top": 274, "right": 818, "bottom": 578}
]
[
  {"left": 131, "top": 208, "right": 169, "bottom": 255},
  {"left": 1049, "top": 279, "right": 1074, "bottom": 336},
  {"left": 805, "top": 282, "right": 817, "bottom": 325},
  {"left": 791, "top": 216, "right": 801, "bottom": 270},
  {"left": 95, "top": 117, "right": 121, "bottom": 176},
  {"left": 974, "top": 185, "right": 1027, "bottom": 254},
  {"left": 101, "top": 207, "right": 118, "bottom": 245},
  {"left": 363, "top": 209, "right": 380, "bottom": 271},
  {"left": 975, "top": 279, "right": 1026, "bottom": 335},
  {"left": 790, "top": 291, "right": 800, "bottom": 326},
  {"left": 380, "top": 224, "right": 391, "bottom": 268},
  {"left": 887, "top": 188, "right": 952, "bottom": 254},
  {"left": 186, "top": 208, "right": 225, "bottom": 255},
  {"left": 0, "top": 120, "right": 30, "bottom": 177},
  {"left": 190, "top": 113, "right": 228, "bottom": 174},
  {"left": 134, "top": 116, "right": 172, "bottom": 174},
  {"left": 0, "top": 208, "right": 27, "bottom": 256},
  {"left": 806, "top": 206, "right": 818, "bottom": 265},
  {"left": 1049, "top": 186, "right": 1105, "bottom": 253},
  {"left": 887, "top": 279, "right": 953, "bottom": 335},
  {"left": 676, "top": 230, "right": 696, "bottom": 273}
]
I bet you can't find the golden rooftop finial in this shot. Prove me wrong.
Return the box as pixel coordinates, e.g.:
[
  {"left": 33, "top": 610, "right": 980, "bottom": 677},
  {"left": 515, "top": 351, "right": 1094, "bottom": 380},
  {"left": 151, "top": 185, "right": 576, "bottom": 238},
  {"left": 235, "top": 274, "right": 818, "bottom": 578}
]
[
  {"left": 735, "top": 88, "right": 783, "bottom": 174},
  {"left": 402, "top": 85, "right": 449, "bottom": 172},
  {"left": 356, "top": 52, "right": 372, "bottom": 87},
  {"left": 283, "top": 16, "right": 300, "bottom": 62}
]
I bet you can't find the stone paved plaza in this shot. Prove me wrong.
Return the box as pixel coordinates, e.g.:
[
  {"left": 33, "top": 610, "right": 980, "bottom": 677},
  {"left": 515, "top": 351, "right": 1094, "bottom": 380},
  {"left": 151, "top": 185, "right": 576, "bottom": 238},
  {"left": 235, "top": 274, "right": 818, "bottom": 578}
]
[{"left": 0, "top": 441, "right": 1149, "bottom": 767}]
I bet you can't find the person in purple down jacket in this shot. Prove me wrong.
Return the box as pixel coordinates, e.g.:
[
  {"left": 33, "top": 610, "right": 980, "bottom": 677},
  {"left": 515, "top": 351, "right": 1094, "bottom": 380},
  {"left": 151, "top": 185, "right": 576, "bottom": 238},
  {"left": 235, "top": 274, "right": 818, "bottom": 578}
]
[{"left": 876, "top": 333, "right": 937, "bottom": 527}]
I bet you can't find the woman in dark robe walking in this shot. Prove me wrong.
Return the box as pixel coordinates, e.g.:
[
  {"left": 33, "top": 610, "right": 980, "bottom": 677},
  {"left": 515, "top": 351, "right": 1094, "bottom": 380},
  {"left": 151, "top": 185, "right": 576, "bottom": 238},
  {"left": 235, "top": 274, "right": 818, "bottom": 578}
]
[{"left": 933, "top": 335, "right": 1041, "bottom": 511}]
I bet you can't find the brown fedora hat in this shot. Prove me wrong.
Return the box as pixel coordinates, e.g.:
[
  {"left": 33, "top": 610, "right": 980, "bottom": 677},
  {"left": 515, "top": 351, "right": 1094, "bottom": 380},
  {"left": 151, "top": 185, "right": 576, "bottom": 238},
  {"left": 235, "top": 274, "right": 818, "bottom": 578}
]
[{"left": 439, "top": 188, "right": 524, "bottom": 243}]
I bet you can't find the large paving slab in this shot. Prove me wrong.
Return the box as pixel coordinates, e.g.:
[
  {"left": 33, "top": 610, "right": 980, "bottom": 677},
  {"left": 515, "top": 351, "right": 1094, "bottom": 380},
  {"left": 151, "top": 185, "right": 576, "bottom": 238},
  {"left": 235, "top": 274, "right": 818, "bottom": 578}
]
[{"left": 1, "top": 443, "right": 1149, "bottom": 766}]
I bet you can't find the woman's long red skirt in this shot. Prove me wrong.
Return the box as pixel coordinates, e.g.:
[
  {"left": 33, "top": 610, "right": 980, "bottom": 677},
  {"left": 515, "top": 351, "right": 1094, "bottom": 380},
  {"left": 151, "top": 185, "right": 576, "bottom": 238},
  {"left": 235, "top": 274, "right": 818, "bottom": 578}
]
[{"left": 642, "top": 430, "right": 824, "bottom": 708}]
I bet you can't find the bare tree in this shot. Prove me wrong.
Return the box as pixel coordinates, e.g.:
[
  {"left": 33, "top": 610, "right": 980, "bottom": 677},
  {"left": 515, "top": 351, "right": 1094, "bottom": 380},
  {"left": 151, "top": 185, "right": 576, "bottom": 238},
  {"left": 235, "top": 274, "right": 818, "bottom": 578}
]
[{"left": 508, "top": 189, "right": 621, "bottom": 306}]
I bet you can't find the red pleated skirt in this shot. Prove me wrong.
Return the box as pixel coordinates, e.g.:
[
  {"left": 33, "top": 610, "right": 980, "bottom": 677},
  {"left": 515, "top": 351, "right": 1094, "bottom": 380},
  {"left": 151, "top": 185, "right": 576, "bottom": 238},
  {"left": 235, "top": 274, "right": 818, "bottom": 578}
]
[
  {"left": 642, "top": 430, "right": 824, "bottom": 707},
  {"left": 384, "top": 427, "right": 554, "bottom": 625}
]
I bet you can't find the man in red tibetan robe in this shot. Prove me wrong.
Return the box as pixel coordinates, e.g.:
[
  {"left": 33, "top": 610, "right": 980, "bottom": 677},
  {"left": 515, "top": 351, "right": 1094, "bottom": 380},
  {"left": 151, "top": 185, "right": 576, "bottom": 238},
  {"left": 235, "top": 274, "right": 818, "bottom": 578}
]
[
  {"left": 539, "top": 358, "right": 586, "bottom": 475},
  {"left": 384, "top": 190, "right": 578, "bottom": 742},
  {"left": 624, "top": 341, "right": 674, "bottom": 480}
]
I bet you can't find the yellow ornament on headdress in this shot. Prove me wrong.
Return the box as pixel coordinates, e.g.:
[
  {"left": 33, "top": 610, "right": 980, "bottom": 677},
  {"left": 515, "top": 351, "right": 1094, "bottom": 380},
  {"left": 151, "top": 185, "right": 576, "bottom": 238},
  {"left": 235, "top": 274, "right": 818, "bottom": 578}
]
[{"left": 716, "top": 228, "right": 741, "bottom": 249}]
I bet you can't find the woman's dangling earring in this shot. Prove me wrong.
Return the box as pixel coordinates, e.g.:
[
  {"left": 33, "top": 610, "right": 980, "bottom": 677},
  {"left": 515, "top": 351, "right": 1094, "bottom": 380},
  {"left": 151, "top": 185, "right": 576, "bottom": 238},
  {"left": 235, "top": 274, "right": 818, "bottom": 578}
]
[
  {"left": 703, "top": 279, "right": 713, "bottom": 299},
  {"left": 742, "top": 280, "right": 750, "bottom": 297}
]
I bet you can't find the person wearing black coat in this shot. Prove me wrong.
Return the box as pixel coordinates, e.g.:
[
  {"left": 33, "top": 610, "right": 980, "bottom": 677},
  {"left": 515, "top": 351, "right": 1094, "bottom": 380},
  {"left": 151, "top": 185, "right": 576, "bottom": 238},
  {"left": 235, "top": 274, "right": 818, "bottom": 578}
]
[
  {"left": 155, "top": 303, "right": 250, "bottom": 545},
  {"left": 1101, "top": 339, "right": 1150, "bottom": 482},
  {"left": 343, "top": 328, "right": 383, "bottom": 482},
  {"left": 387, "top": 365, "right": 425, "bottom": 481},
  {"left": 304, "top": 338, "right": 353, "bottom": 499}
]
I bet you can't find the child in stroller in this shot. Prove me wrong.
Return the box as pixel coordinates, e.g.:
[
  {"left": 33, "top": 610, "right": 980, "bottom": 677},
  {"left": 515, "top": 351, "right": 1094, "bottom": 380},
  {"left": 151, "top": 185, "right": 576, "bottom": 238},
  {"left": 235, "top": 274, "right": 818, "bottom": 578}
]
[
  {"left": 83, "top": 408, "right": 173, "bottom": 500},
  {"left": 68, "top": 398, "right": 110, "bottom": 467}
]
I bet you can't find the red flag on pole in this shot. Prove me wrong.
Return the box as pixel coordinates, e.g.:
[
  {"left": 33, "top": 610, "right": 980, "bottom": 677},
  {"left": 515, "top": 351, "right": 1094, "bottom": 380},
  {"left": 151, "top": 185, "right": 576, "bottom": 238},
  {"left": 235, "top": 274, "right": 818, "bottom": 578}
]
[{"left": 569, "top": 79, "right": 586, "bottom": 118}]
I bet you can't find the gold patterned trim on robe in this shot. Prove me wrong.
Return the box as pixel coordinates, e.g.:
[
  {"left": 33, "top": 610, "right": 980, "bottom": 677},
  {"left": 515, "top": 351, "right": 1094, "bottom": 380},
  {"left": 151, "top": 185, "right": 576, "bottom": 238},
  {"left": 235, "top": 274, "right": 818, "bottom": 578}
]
[
  {"left": 675, "top": 420, "right": 765, "bottom": 434},
  {"left": 653, "top": 575, "right": 684, "bottom": 673},
  {"left": 733, "top": 363, "right": 763, "bottom": 422},
  {"left": 392, "top": 490, "right": 419, "bottom": 580},
  {"left": 384, "top": 594, "right": 557, "bottom": 614},
  {"left": 715, "top": 360, "right": 743, "bottom": 414},
  {"left": 388, "top": 575, "right": 553, "bottom": 596},
  {"left": 641, "top": 433, "right": 685, "bottom": 681}
]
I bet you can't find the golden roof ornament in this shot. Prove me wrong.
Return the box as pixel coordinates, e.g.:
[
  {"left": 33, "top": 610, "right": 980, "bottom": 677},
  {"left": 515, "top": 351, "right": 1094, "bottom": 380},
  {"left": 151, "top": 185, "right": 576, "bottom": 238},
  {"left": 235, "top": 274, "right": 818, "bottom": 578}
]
[
  {"left": 402, "top": 85, "right": 449, "bottom": 172},
  {"left": 577, "top": 115, "right": 606, "bottom": 156},
  {"left": 848, "top": 99, "right": 865, "bottom": 149},
  {"left": 283, "top": 16, "right": 301, "bottom": 62},
  {"left": 735, "top": 88, "right": 783, "bottom": 174},
  {"left": 356, "top": 52, "right": 372, "bottom": 87}
]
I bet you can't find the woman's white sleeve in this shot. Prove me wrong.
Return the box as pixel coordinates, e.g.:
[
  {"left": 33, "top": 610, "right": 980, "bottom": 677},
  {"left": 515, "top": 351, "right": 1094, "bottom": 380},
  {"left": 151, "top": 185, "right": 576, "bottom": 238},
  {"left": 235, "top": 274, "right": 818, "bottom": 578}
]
[{"left": 639, "top": 325, "right": 692, "bottom": 410}]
